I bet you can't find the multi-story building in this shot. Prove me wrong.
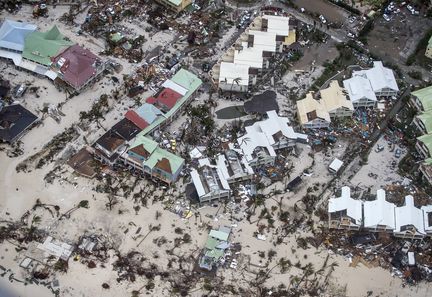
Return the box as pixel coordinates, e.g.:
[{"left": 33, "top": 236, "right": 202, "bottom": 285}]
[
  {"left": 394, "top": 195, "right": 426, "bottom": 239},
  {"left": 297, "top": 80, "right": 354, "bottom": 128},
  {"left": 235, "top": 110, "right": 307, "bottom": 167},
  {"left": 363, "top": 189, "right": 396, "bottom": 232},
  {"left": 121, "top": 135, "right": 184, "bottom": 184},
  {"left": 191, "top": 158, "right": 231, "bottom": 203},
  {"left": 343, "top": 75, "right": 378, "bottom": 108},
  {"left": 328, "top": 187, "right": 363, "bottom": 230},
  {"left": 410, "top": 85, "right": 432, "bottom": 113},
  {"left": 51, "top": 44, "right": 105, "bottom": 94},
  {"left": 211, "top": 14, "right": 296, "bottom": 92},
  {"left": 416, "top": 134, "right": 432, "bottom": 159},
  {"left": 352, "top": 61, "right": 399, "bottom": 98}
]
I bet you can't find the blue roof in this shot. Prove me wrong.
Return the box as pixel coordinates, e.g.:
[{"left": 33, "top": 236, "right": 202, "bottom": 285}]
[
  {"left": 135, "top": 103, "right": 164, "bottom": 124},
  {"left": 0, "top": 20, "right": 37, "bottom": 52}
]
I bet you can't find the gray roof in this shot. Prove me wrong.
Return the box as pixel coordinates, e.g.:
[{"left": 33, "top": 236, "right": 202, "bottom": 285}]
[{"left": 0, "top": 20, "right": 37, "bottom": 52}]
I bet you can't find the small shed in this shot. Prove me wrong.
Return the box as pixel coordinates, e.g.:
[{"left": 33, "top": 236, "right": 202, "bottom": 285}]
[{"left": 329, "top": 158, "right": 343, "bottom": 173}]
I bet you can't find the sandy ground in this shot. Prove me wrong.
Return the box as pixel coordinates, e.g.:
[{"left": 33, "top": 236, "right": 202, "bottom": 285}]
[{"left": 0, "top": 4, "right": 431, "bottom": 297}]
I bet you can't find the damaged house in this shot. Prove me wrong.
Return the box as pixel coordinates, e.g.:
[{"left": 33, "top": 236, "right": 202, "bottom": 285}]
[
  {"left": 297, "top": 80, "right": 354, "bottom": 129},
  {"left": 235, "top": 110, "right": 307, "bottom": 167},
  {"left": 191, "top": 158, "right": 231, "bottom": 203}
]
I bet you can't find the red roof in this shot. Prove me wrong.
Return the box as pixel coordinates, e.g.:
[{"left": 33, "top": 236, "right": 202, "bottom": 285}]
[
  {"left": 125, "top": 110, "right": 149, "bottom": 130},
  {"left": 52, "top": 44, "right": 101, "bottom": 90},
  {"left": 146, "top": 88, "right": 182, "bottom": 111}
]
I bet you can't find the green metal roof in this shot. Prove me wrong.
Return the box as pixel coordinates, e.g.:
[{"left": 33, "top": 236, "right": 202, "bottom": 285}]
[
  {"left": 130, "top": 135, "right": 158, "bottom": 153},
  {"left": 424, "top": 158, "right": 432, "bottom": 165},
  {"left": 22, "top": 25, "right": 73, "bottom": 66},
  {"left": 209, "top": 230, "right": 229, "bottom": 241},
  {"left": 418, "top": 134, "right": 432, "bottom": 152},
  {"left": 205, "top": 248, "right": 224, "bottom": 260},
  {"left": 417, "top": 112, "right": 432, "bottom": 134},
  {"left": 110, "top": 32, "right": 123, "bottom": 42},
  {"left": 168, "top": 0, "right": 182, "bottom": 5},
  {"left": 143, "top": 147, "right": 184, "bottom": 173},
  {"left": 138, "top": 68, "right": 202, "bottom": 136},
  {"left": 205, "top": 237, "right": 219, "bottom": 250},
  {"left": 412, "top": 86, "right": 432, "bottom": 111}
]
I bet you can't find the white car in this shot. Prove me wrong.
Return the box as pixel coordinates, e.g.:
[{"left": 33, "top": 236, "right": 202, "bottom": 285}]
[
  {"left": 319, "top": 15, "right": 327, "bottom": 24},
  {"left": 347, "top": 32, "right": 355, "bottom": 38},
  {"left": 383, "top": 14, "right": 391, "bottom": 22}
]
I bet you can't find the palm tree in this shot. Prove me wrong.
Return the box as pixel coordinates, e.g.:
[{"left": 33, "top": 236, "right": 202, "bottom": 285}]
[{"left": 229, "top": 77, "right": 242, "bottom": 99}]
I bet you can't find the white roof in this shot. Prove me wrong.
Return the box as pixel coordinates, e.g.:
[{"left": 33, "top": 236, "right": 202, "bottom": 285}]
[
  {"left": 191, "top": 158, "right": 231, "bottom": 198},
  {"left": 343, "top": 75, "right": 377, "bottom": 103},
  {"left": 263, "top": 15, "right": 290, "bottom": 36},
  {"left": 216, "top": 152, "right": 254, "bottom": 181},
  {"left": 189, "top": 147, "right": 203, "bottom": 159},
  {"left": 237, "top": 130, "right": 276, "bottom": 163},
  {"left": 328, "top": 186, "right": 363, "bottom": 225},
  {"left": 421, "top": 205, "right": 432, "bottom": 231},
  {"left": 248, "top": 30, "right": 277, "bottom": 52},
  {"left": 0, "top": 20, "right": 37, "bottom": 52},
  {"left": 0, "top": 48, "right": 22, "bottom": 65},
  {"left": 353, "top": 61, "right": 399, "bottom": 93},
  {"left": 233, "top": 42, "right": 263, "bottom": 69},
  {"left": 329, "top": 158, "right": 343, "bottom": 172},
  {"left": 363, "top": 189, "right": 396, "bottom": 229},
  {"left": 191, "top": 169, "right": 206, "bottom": 197},
  {"left": 219, "top": 62, "right": 250, "bottom": 85},
  {"left": 248, "top": 110, "right": 307, "bottom": 144},
  {"left": 394, "top": 195, "right": 425, "bottom": 235},
  {"left": 162, "top": 79, "right": 188, "bottom": 96}
]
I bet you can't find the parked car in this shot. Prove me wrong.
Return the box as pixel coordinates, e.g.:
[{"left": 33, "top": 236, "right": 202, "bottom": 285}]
[
  {"left": 319, "top": 15, "right": 327, "bottom": 24},
  {"left": 375, "top": 145, "right": 384, "bottom": 153},
  {"left": 383, "top": 14, "right": 391, "bottom": 22},
  {"left": 395, "top": 148, "right": 402, "bottom": 158}
]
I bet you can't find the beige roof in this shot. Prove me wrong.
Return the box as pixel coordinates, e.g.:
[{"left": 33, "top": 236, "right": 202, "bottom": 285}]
[
  {"left": 297, "top": 92, "right": 330, "bottom": 125},
  {"left": 320, "top": 81, "right": 354, "bottom": 112},
  {"left": 297, "top": 81, "right": 353, "bottom": 125}
]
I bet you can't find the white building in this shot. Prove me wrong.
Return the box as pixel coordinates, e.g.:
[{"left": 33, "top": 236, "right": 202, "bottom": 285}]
[
  {"left": 353, "top": 61, "right": 399, "bottom": 97},
  {"left": 191, "top": 158, "right": 231, "bottom": 203},
  {"left": 218, "top": 62, "right": 250, "bottom": 92},
  {"left": 328, "top": 186, "right": 363, "bottom": 230},
  {"left": 216, "top": 150, "right": 254, "bottom": 184},
  {"left": 343, "top": 75, "right": 377, "bottom": 108},
  {"left": 394, "top": 195, "right": 426, "bottom": 239},
  {"left": 363, "top": 189, "right": 396, "bottom": 232},
  {"left": 328, "top": 158, "right": 343, "bottom": 174},
  {"left": 212, "top": 14, "right": 295, "bottom": 92},
  {"left": 235, "top": 110, "right": 307, "bottom": 166}
]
